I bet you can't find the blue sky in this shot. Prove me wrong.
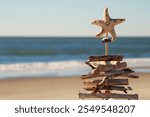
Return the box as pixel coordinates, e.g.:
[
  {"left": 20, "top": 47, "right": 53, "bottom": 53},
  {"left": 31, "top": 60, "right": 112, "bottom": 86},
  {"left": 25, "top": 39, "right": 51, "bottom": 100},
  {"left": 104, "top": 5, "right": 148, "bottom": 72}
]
[{"left": 0, "top": 0, "right": 150, "bottom": 37}]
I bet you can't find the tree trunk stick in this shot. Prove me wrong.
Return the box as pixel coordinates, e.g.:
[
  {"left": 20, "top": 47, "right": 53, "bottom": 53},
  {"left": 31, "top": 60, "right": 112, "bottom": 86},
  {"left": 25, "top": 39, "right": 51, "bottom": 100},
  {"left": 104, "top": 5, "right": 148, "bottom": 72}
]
[{"left": 105, "top": 33, "right": 109, "bottom": 56}]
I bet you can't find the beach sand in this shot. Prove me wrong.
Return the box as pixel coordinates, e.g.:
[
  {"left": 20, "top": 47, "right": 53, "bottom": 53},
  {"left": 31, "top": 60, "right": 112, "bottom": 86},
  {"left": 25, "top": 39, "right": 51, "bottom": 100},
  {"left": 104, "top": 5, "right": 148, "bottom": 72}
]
[{"left": 0, "top": 73, "right": 149, "bottom": 100}]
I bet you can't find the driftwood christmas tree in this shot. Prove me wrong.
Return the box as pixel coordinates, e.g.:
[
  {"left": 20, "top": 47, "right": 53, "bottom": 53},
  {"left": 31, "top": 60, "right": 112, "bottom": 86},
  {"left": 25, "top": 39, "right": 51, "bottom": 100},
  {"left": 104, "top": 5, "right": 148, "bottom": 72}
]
[{"left": 79, "top": 8, "right": 139, "bottom": 100}]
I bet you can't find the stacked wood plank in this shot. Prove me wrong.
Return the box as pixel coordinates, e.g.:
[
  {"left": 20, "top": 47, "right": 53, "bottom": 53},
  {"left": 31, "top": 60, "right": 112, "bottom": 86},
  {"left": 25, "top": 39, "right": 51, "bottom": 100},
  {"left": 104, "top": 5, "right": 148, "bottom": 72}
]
[{"left": 79, "top": 55, "right": 139, "bottom": 100}]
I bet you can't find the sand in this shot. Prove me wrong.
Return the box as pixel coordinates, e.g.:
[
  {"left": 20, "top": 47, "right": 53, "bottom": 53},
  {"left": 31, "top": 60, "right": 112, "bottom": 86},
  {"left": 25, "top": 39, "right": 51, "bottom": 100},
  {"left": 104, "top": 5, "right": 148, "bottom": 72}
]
[{"left": 0, "top": 73, "right": 149, "bottom": 100}]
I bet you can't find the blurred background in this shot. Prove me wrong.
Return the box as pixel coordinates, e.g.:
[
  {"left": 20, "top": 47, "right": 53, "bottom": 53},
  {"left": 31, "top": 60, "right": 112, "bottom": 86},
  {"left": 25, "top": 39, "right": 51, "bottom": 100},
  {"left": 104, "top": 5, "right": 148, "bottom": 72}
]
[{"left": 0, "top": 0, "right": 149, "bottom": 79}]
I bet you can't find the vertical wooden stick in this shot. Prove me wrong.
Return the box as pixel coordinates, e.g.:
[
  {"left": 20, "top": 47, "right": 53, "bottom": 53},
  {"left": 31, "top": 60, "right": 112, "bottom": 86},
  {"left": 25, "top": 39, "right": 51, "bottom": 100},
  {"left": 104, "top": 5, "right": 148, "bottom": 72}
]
[
  {"left": 105, "top": 33, "right": 109, "bottom": 56},
  {"left": 105, "top": 33, "right": 110, "bottom": 94}
]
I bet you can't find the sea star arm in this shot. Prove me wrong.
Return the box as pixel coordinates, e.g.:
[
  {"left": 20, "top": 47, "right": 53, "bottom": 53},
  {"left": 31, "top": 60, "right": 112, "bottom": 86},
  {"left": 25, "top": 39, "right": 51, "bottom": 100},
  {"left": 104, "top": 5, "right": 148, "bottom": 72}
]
[
  {"left": 96, "top": 29, "right": 106, "bottom": 38},
  {"left": 91, "top": 20, "right": 104, "bottom": 27},
  {"left": 112, "top": 19, "right": 125, "bottom": 26},
  {"left": 103, "top": 8, "right": 111, "bottom": 22},
  {"left": 109, "top": 28, "right": 116, "bottom": 41}
]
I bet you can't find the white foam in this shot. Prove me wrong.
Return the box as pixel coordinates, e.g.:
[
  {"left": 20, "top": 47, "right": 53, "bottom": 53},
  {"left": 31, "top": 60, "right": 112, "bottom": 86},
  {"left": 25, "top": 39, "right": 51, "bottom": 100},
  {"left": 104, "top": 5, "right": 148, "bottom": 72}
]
[
  {"left": 0, "top": 60, "right": 90, "bottom": 79},
  {"left": 124, "top": 58, "right": 150, "bottom": 68},
  {"left": 0, "top": 58, "right": 149, "bottom": 79}
]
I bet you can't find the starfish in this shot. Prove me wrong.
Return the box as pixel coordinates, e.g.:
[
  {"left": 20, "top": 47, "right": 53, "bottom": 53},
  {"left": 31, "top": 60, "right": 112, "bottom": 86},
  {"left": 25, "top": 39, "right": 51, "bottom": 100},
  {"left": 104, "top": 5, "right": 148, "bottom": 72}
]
[{"left": 91, "top": 8, "right": 125, "bottom": 41}]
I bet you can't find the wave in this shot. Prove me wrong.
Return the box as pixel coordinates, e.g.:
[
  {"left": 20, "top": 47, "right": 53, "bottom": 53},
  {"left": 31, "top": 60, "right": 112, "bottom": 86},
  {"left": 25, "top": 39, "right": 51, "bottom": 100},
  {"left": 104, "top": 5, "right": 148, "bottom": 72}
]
[
  {"left": 124, "top": 58, "right": 150, "bottom": 68},
  {"left": 0, "top": 58, "right": 149, "bottom": 79},
  {"left": 0, "top": 60, "right": 89, "bottom": 79}
]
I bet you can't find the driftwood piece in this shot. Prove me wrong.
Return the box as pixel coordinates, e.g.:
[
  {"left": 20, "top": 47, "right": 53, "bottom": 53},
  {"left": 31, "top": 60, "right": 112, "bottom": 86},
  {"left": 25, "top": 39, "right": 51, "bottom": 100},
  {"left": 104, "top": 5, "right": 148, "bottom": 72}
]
[
  {"left": 85, "top": 61, "right": 95, "bottom": 69},
  {"left": 83, "top": 79, "right": 129, "bottom": 87},
  {"left": 121, "top": 74, "right": 139, "bottom": 78},
  {"left": 96, "top": 62, "right": 127, "bottom": 72},
  {"left": 84, "top": 86, "right": 132, "bottom": 92},
  {"left": 96, "top": 76, "right": 109, "bottom": 90},
  {"left": 79, "top": 93, "right": 138, "bottom": 100},
  {"left": 81, "top": 73, "right": 138, "bottom": 79},
  {"left": 89, "top": 55, "right": 123, "bottom": 62},
  {"left": 86, "top": 61, "right": 120, "bottom": 69},
  {"left": 92, "top": 68, "right": 134, "bottom": 77},
  {"left": 81, "top": 68, "right": 139, "bottom": 79}
]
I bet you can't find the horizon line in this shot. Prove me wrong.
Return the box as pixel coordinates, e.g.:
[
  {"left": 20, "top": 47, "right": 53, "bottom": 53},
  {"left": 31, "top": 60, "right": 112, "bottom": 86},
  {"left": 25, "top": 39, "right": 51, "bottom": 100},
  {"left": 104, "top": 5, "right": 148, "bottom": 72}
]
[{"left": 0, "top": 36, "right": 150, "bottom": 38}]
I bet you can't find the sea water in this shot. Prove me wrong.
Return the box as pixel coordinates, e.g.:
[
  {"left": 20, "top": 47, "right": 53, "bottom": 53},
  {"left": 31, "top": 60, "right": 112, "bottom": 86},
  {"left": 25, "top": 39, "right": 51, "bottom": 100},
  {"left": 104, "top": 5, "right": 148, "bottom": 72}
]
[{"left": 0, "top": 37, "right": 149, "bottom": 79}]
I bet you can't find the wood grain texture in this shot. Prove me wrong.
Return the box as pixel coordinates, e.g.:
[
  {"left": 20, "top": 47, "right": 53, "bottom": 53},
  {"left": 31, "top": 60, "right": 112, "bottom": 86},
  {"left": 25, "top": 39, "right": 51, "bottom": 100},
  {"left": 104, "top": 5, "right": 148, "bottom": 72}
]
[
  {"left": 81, "top": 68, "right": 138, "bottom": 79},
  {"left": 79, "top": 93, "right": 138, "bottom": 100},
  {"left": 83, "top": 79, "right": 129, "bottom": 87},
  {"left": 94, "top": 62, "right": 127, "bottom": 72},
  {"left": 83, "top": 86, "right": 132, "bottom": 92},
  {"left": 89, "top": 55, "right": 123, "bottom": 62},
  {"left": 86, "top": 61, "right": 120, "bottom": 69}
]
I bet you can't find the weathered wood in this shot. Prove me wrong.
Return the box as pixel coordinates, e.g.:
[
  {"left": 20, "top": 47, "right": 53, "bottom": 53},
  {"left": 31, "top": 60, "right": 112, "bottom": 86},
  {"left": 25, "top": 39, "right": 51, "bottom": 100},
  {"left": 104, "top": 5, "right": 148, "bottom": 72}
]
[
  {"left": 81, "top": 68, "right": 138, "bottom": 79},
  {"left": 83, "top": 79, "right": 129, "bottom": 87},
  {"left": 92, "top": 68, "right": 134, "bottom": 76},
  {"left": 81, "top": 74, "right": 95, "bottom": 79},
  {"left": 121, "top": 74, "right": 139, "bottom": 79},
  {"left": 89, "top": 55, "right": 123, "bottom": 62},
  {"left": 97, "top": 62, "right": 127, "bottom": 72},
  {"left": 105, "top": 33, "right": 109, "bottom": 56},
  {"left": 97, "top": 76, "right": 109, "bottom": 89},
  {"left": 86, "top": 61, "right": 120, "bottom": 69},
  {"left": 81, "top": 68, "right": 136, "bottom": 79},
  {"left": 85, "top": 61, "right": 95, "bottom": 69},
  {"left": 86, "top": 61, "right": 127, "bottom": 70},
  {"left": 84, "top": 86, "right": 132, "bottom": 92},
  {"left": 105, "top": 68, "right": 134, "bottom": 75},
  {"left": 81, "top": 73, "right": 138, "bottom": 79},
  {"left": 79, "top": 93, "right": 138, "bottom": 100}
]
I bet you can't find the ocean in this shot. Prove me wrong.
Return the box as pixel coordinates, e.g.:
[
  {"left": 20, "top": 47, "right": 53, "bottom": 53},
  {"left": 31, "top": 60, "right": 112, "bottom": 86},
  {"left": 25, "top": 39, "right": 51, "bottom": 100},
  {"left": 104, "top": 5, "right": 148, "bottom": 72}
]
[{"left": 0, "top": 37, "right": 149, "bottom": 79}]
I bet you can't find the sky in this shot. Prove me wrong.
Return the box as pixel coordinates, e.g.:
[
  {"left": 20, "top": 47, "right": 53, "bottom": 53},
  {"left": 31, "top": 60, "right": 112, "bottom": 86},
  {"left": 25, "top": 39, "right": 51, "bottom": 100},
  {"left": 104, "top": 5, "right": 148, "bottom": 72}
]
[{"left": 0, "top": 0, "right": 150, "bottom": 37}]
